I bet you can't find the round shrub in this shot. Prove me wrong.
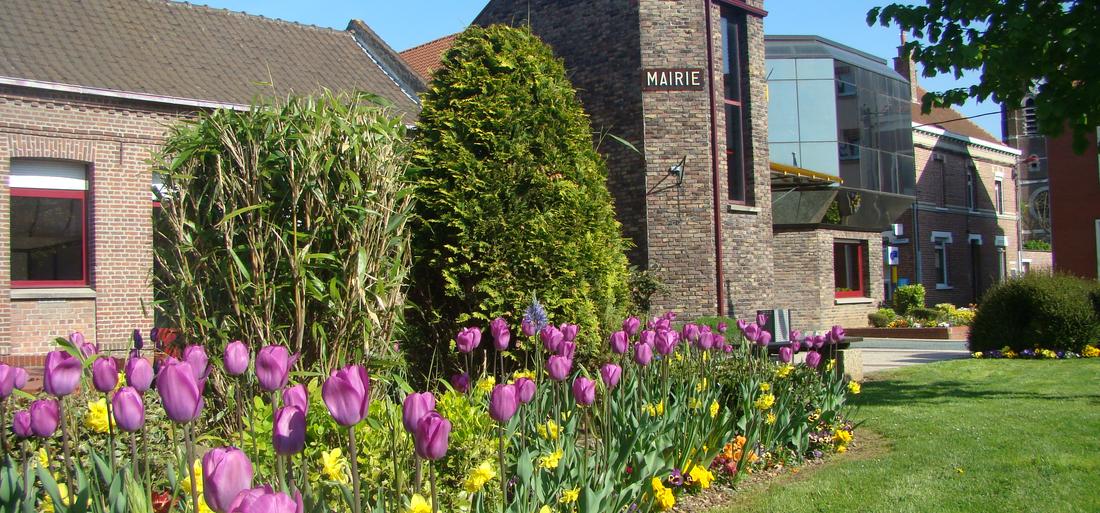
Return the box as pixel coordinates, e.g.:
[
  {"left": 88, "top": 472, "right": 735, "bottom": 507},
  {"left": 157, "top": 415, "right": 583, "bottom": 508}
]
[
  {"left": 868, "top": 308, "right": 896, "bottom": 328},
  {"left": 893, "top": 284, "right": 926, "bottom": 315},
  {"left": 969, "top": 273, "right": 1100, "bottom": 353},
  {"left": 407, "top": 25, "right": 632, "bottom": 368},
  {"left": 909, "top": 307, "right": 940, "bottom": 322}
]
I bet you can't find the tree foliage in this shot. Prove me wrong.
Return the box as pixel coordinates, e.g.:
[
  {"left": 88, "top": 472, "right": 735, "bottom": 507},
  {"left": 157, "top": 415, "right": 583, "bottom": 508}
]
[
  {"left": 868, "top": 1, "right": 1100, "bottom": 151},
  {"left": 407, "top": 25, "right": 633, "bottom": 366},
  {"left": 154, "top": 91, "right": 413, "bottom": 368}
]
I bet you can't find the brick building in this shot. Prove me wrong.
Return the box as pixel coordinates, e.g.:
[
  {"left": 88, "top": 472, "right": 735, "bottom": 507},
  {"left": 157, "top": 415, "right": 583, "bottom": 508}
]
[
  {"left": 1046, "top": 130, "right": 1100, "bottom": 279},
  {"left": 0, "top": 0, "right": 421, "bottom": 358},
  {"left": 889, "top": 50, "right": 1026, "bottom": 306}
]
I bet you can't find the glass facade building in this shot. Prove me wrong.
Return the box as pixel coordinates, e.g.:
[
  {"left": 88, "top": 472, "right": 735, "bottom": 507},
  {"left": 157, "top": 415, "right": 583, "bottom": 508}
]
[{"left": 765, "top": 36, "right": 915, "bottom": 196}]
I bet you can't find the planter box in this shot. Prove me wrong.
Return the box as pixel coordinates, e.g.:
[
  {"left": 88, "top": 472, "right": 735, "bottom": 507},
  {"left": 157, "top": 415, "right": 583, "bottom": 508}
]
[{"left": 845, "top": 326, "right": 969, "bottom": 340}]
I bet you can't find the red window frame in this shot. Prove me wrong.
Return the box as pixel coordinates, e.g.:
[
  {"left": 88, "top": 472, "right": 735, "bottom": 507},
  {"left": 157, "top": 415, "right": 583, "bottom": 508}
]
[
  {"left": 834, "top": 241, "right": 866, "bottom": 298},
  {"left": 11, "top": 187, "right": 89, "bottom": 288}
]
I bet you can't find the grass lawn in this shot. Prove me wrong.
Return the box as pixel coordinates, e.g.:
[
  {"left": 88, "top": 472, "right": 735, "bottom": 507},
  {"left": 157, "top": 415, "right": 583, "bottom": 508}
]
[{"left": 709, "top": 359, "right": 1100, "bottom": 513}]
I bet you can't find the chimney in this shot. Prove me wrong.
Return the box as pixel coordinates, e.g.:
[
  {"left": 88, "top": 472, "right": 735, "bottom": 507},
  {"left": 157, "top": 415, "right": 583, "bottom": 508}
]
[{"left": 893, "top": 31, "right": 919, "bottom": 103}]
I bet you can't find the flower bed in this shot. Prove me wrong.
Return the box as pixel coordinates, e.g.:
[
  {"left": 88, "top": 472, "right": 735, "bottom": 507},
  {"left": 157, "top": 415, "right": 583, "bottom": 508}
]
[
  {"left": 972, "top": 344, "right": 1100, "bottom": 359},
  {"left": 0, "top": 310, "right": 859, "bottom": 513}
]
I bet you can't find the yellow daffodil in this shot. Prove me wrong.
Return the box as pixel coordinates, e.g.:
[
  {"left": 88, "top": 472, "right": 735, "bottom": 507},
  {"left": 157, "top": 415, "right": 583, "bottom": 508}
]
[
  {"left": 538, "top": 506, "right": 553, "bottom": 513},
  {"left": 775, "top": 364, "right": 794, "bottom": 378},
  {"left": 834, "top": 429, "right": 853, "bottom": 445},
  {"left": 847, "top": 381, "right": 861, "bottom": 395},
  {"left": 825, "top": 359, "right": 836, "bottom": 371},
  {"left": 463, "top": 461, "right": 497, "bottom": 493},
  {"left": 688, "top": 398, "right": 702, "bottom": 410},
  {"left": 179, "top": 459, "right": 203, "bottom": 495},
  {"left": 537, "top": 420, "right": 560, "bottom": 440},
  {"left": 689, "top": 465, "right": 714, "bottom": 489},
  {"left": 759, "top": 382, "right": 771, "bottom": 393},
  {"left": 695, "top": 378, "right": 708, "bottom": 392},
  {"left": 709, "top": 400, "right": 720, "bottom": 419},
  {"left": 37, "top": 448, "right": 49, "bottom": 471},
  {"left": 513, "top": 370, "right": 536, "bottom": 381},
  {"left": 765, "top": 412, "right": 776, "bottom": 425},
  {"left": 406, "top": 494, "right": 432, "bottom": 513},
  {"left": 476, "top": 376, "right": 496, "bottom": 394},
  {"left": 41, "top": 482, "right": 73, "bottom": 513},
  {"left": 753, "top": 393, "right": 775, "bottom": 411},
  {"left": 559, "top": 487, "right": 580, "bottom": 504},
  {"left": 84, "top": 398, "right": 113, "bottom": 433},
  {"left": 539, "top": 448, "right": 563, "bottom": 470},
  {"left": 321, "top": 448, "right": 349, "bottom": 483}
]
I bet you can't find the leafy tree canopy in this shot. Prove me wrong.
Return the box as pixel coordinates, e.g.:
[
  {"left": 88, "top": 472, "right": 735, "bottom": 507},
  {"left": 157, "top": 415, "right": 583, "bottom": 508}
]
[{"left": 869, "top": 0, "right": 1100, "bottom": 151}]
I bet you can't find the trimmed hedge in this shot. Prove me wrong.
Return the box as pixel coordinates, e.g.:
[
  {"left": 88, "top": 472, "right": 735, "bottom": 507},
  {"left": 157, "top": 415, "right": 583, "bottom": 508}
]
[
  {"left": 893, "top": 284, "right": 925, "bottom": 315},
  {"left": 868, "top": 308, "right": 896, "bottom": 328},
  {"left": 968, "top": 273, "right": 1100, "bottom": 353}
]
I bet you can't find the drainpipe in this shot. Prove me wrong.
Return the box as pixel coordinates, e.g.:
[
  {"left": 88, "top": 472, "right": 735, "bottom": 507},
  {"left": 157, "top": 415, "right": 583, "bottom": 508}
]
[
  {"left": 704, "top": 0, "right": 725, "bottom": 316},
  {"left": 912, "top": 201, "right": 922, "bottom": 285}
]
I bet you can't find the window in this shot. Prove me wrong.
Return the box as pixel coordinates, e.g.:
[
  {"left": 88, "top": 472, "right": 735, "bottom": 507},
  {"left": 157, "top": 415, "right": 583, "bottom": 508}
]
[
  {"left": 721, "top": 7, "right": 749, "bottom": 203},
  {"left": 966, "top": 166, "right": 977, "bottom": 211},
  {"left": 10, "top": 160, "right": 89, "bottom": 287},
  {"left": 994, "top": 178, "right": 1004, "bottom": 214},
  {"left": 934, "top": 242, "right": 949, "bottom": 287},
  {"left": 938, "top": 158, "right": 948, "bottom": 207},
  {"left": 833, "top": 241, "right": 866, "bottom": 298}
]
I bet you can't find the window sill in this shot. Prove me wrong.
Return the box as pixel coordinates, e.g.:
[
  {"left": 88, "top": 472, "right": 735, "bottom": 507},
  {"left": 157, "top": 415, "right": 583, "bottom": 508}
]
[
  {"left": 834, "top": 297, "right": 874, "bottom": 305},
  {"left": 935, "top": 284, "right": 954, "bottom": 290},
  {"left": 727, "top": 204, "right": 760, "bottom": 215},
  {"left": 12, "top": 288, "right": 97, "bottom": 300}
]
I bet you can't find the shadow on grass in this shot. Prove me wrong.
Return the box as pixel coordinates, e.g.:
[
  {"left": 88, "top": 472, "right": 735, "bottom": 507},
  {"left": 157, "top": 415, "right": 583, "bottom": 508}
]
[{"left": 855, "top": 377, "right": 1100, "bottom": 407}]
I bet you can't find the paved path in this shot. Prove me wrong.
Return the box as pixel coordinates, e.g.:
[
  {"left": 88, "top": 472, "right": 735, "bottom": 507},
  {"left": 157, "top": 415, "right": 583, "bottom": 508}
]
[{"left": 850, "top": 338, "right": 970, "bottom": 374}]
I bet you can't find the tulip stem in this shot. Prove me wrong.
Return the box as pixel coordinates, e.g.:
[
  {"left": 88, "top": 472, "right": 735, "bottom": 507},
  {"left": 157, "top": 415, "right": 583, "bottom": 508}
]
[
  {"left": 389, "top": 410, "right": 402, "bottom": 506},
  {"left": 429, "top": 462, "right": 439, "bottom": 513},
  {"left": 414, "top": 455, "right": 422, "bottom": 490},
  {"left": 142, "top": 416, "right": 151, "bottom": 507},
  {"left": 21, "top": 439, "right": 30, "bottom": 500},
  {"left": 184, "top": 425, "right": 199, "bottom": 513},
  {"left": 58, "top": 396, "right": 74, "bottom": 493},
  {"left": 498, "top": 424, "right": 506, "bottom": 511},
  {"left": 348, "top": 426, "right": 363, "bottom": 513},
  {"left": 104, "top": 392, "right": 118, "bottom": 471},
  {"left": 0, "top": 399, "right": 8, "bottom": 454},
  {"left": 130, "top": 432, "right": 140, "bottom": 480}
]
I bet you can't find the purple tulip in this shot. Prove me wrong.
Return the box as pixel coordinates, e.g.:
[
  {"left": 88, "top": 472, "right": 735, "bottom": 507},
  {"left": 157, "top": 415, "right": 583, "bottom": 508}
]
[
  {"left": 256, "top": 346, "right": 296, "bottom": 392},
  {"left": 634, "top": 342, "right": 653, "bottom": 366},
  {"left": 490, "top": 318, "right": 511, "bottom": 351},
  {"left": 600, "top": 363, "right": 622, "bottom": 390},
  {"left": 157, "top": 358, "right": 204, "bottom": 424},
  {"left": 742, "top": 323, "right": 761, "bottom": 343},
  {"left": 717, "top": 322, "right": 728, "bottom": 333},
  {"left": 282, "top": 384, "right": 309, "bottom": 414},
  {"left": 414, "top": 412, "right": 451, "bottom": 461},
  {"left": 182, "top": 345, "right": 211, "bottom": 383},
  {"left": 655, "top": 330, "right": 678, "bottom": 355},
  {"left": 546, "top": 355, "right": 572, "bottom": 381},
  {"left": 682, "top": 324, "right": 700, "bottom": 343},
  {"left": 779, "top": 346, "right": 793, "bottom": 363},
  {"left": 805, "top": 351, "right": 822, "bottom": 369},
  {"left": 558, "top": 341, "right": 576, "bottom": 359},
  {"left": 112, "top": 386, "right": 145, "bottom": 432},
  {"left": 515, "top": 378, "right": 536, "bottom": 404},
  {"left": 757, "top": 312, "right": 769, "bottom": 327},
  {"left": 736, "top": 319, "right": 748, "bottom": 333},
  {"left": 224, "top": 341, "right": 250, "bottom": 377},
  {"left": 572, "top": 376, "right": 596, "bottom": 406},
  {"left": 488, "top": 384, "right": 519, "bottom": 423},
  {"left": 450, "top": 372, "right": 470, "bottom": 394},
  {"left": 610, "top": 331, "right": 629, "bottom": 354},
  {"left": 203, "top": 447, "right": 255, "bottom": 513},
  {"left": 790, "top": 330, "right": 802, "bottom": 343},
  {"left": 813, "top": 335, "right": 826, "bottom": 349},
  {"left": 521, "top": 319, "right": 537, "bottom": 337},
  {"left": 402, "top": 392, "right": 436, "bottom": 433},
  {"left": 830, "top": 325, "right": 846, "bottom": 343},
  {"left": 92, "top": 357, "right": 119, "bottom": 393},
  {"left": 125, "top": 356, "right": 154, "bottom": 393},
  {"left": 623, "top": 317, "right": 641, "bottom": 337},
  {"left": 322, "top": 365, "right": 371, "bottom": 426},
  {"left": 697, "top": 332, "right": 715, "bottom": 350},
  {"left": 455, "top": 327, "right": 482, "bottom": 354},
  {"left": 560, "top": 323, "right": 579, "bottom": 343},
  {"left": 540, "top": 326, "right": 564, "bottom": 353},
  {"left": 13, "top": 367, "right": 28, "bottom": 390},
  {"left": 72, "top": 332, "right": 97, "bottom": 359},
  {"left": 640, "top": 329, "right": 656, "bottom": 347},
  {"left": 227, "top": 485, "right": 302, "bottom": 513},
  {"left": 273, "top": 406, "right": 306, "bottom": 455},
  {"left": 43, "top": 350, "right": 82, "bottom": 397},
  {"left": 757, "top": 330, "right": 772, "bottom": 347},
  {"left": 12, "top": 410, "right": 32, "bottom": 438},
  {"left": 0, "top": 363, "right": 14, "bottom": 399},
  {"left": 790, "top": 339, "right": 802, "bottom": 353},
  {"left": 29, "top": 399, "right": 60, "bottom": 437}
]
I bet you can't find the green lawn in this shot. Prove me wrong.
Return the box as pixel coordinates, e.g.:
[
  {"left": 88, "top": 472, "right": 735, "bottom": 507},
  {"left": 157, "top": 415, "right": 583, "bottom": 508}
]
[{"left": 710, "top": 359, "right": 1100, "bottom": 513}]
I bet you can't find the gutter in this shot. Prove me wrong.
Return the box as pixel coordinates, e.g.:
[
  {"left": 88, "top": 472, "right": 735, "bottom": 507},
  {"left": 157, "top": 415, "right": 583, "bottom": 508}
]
[
  {"left": 704, "top": 0, "right": 725, "bottom": 317},
  {"left": 0, "top": 76, "right": 248, "bottom": 111}
]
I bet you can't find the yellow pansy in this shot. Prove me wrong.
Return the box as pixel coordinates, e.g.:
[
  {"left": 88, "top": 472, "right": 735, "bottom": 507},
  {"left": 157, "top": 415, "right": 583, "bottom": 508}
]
[
  {"left": 689, "top": 465, "right": 714, "bottom": 489},
  {"left": 651, "top": 477, "right": 666, "bottom": 493},
  {"left": 674, "top": 352, "right": 683, "bottom": 362},
  {"left": 655, "top": 487, "right": 675, "bottom": 511},
  {"left": 709, "top": 400, "right": 720, "bottom": 419},
  {"left": 834, "top": 429, "right": 853, "bottom": 445},
  {"left": 84, "top": 398, "right": 113, "bottom": 434},
  {"left": 406, "top": 494, "right": 432, "bottom": 513},
  {"left": 321, "top": 448, "right": 349, "bottom": 483},
  {"left": 1082, "top": 345, "right": 1099, "bottom": 358},
  {"left": 463, "top": 461, "right": 497, "bottom": 493},
  {"left": 753, "top": 393, "right": 775, "bottom": 411},
  {"left": 847, "top": 381, "right": 861, "bottom": 395},
  {"left": 37, "top": 448, "right": 49, "bottom": 471},
  {"left": 559, "top": 487, "right": 580, "bottom": 504},
  {"left": 539, "top": 448, "right": 563, "bottom": 470}
]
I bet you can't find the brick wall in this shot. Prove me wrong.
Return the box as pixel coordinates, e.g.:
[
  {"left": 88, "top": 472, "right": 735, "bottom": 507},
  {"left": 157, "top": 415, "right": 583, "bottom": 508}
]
[{"left": 0, "top": 85, "right": 193, "bottom": 354}]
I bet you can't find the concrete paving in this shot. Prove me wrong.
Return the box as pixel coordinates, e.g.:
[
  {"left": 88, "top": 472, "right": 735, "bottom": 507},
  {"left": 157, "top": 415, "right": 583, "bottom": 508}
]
[{"left": 849, "top": 338, "right": 970, "bottom": 374}]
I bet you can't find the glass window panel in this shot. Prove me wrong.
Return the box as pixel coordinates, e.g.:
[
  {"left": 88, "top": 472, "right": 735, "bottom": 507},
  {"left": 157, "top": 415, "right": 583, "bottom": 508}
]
[
  {"left": 839, "top": 157, "right": 861, "bottom": 188},
  {"left": 725, "top": 103, "right": 746, "bottom": 201},
  {"left": 861, "top": 147, "right": 880, "bottom": 191},
  {"left": 797, "top": 80, "right": 838, "bottom": 142},
  {"left": 897, "top": 154, "right": 916, "bottom": 196},
  {"left": 766, "top": 59, "right": 796, "bottom": 80},
  {"left": 879, "top": 151, "right": 898, "bottom": 193},
  {"left": 12, "top": 195, "right": 84, "bottom": 281},
  {"left": 800, "top": 142, "right": 840, "bottom": 176},
  {"left": 721, "top": 11, "right": 743, "bottom": 102},
  {"left": 767, "top": 80, "right": 800, "bottom": 142},
  {"left": 795, "top": 58, "right": 834, "bottom": 80}
]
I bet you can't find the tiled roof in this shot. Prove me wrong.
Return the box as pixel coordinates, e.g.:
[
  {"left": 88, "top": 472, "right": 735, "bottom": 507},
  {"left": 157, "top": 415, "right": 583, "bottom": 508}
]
[
  {"left": 911, "top": 87, "right": 998, "bottom": 143},
  {"left": 0, "top": 0, "right": 420, "bottom": 115},
  {"left": 399, "top": 33, "right": 459, "bottom": 81}
]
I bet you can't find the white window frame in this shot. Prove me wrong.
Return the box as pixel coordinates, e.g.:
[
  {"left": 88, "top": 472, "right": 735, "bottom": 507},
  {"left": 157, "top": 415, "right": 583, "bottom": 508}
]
[
  {"left": 994, "top": 178, "right": 1004, "bottom": 214},
  {"left": 931, "top": 231, "right": 953, "bottom": 289},
  {"left": 966, "top": 165, "right": 977, "bottom": 211}
]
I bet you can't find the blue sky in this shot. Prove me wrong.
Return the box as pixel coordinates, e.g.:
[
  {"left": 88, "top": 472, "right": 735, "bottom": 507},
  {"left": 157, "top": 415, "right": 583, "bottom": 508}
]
[{"left": 195, "top": 0, "right": 1002, "bottom": 139}]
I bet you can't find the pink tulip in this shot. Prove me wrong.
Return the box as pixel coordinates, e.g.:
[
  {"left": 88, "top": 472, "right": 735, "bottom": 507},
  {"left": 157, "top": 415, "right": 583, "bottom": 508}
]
[
  {"left": 126, "top": 356, "right": 154, "bottom": 393},
  {"left": 757, "top": 330, "right": 772, "bottom": 347},
  {"left": 572, "top": 376, "right": 595, "bottom": 406},
  {"left": 455, "top": 327, "right": 482, "bottom": 353},
  {"left": 655, "top": 330, "right": 678, "bottom": 355},
  {"left": 224, "top": 341, "right": 250, "bottom": 377},
  {"left": 0, "top": 363, "right": 14, "bottom": 399},
  {"left": 697, "top": 332, "right": 715, "bottom": 350},
  {"left": 490, "top": 318, "right": 510, "bottom": 351},
  {"left": 830, "top": 325, "right": 846, "bottom": 343},
  {"left": 558, "top": 341, "right": 576, "bottom": 359},
  {"left": 322, "top": 365, "right": 370, "bottom": 426},
  {"left": 488, "top": 384, "right": 518, "bottom": 423},
  {"left": 12, "top": 410, "right": 32, "bottom": 438},
  {"left": 282, "top": 384, "right": 309, "bottom": 414},
  {"left": 157, "top": 358, "right": 204, "bottom": 424},
  {"left": 92, "top": 357, "right": 119, "bottom": 394},
  {"left": 757, "top": 312, "right": 769, "bottom": 327},
  {"left": 521, "top": 319, "right": 537, "bottom": 337},
  {"left": 256, "top": 346, "right": 296, "bottom": 392},
  {"left": 273, "top": 406, "right": 306, "bottom": 455},
  {"left": 540, "top": 326, "right": 564, "bottom": 353},
  {"left": 742, "top": 323, "right": 761, "bottom": 343},
  {"left": 183, "top": 345, "right": 210, "bottom": 382},
  {"left": 682, "top": 323, "right": 700, "bottom": 343},
  {"left": 414, "top": 412, "right": 451, "bottom": 461},
  {"left": 227, "top": 485, "right": 302, "bottom": 513},
  {"left": 600, "top": 363, "right": 622, "bottom": 390},
  {"left": 717, "top": 322, "right": 728, "bottom": 333},
  {"left": 634, "top": 342, "right": 653, "bottom": 366},
  {"left": 43, "top": 350, "right": 82, "bottom": 397},
  {"left": 402, "top": 392, "right": 436, "bottom": 433},
  {"left": 113, "top": 386, "right": 145, "bottom": 432},
  {"left": 13, "top": 367, "right": 28, "bottom": 390},
  {"left": 203, "top": 447, "right": 254, "bottom": 513},
  {"left": 779, "top": 346, "right": 793, "bottom": 364},
  {"left": 610, "top": 330, "right": 629, "bottom": 354},
  {"left": 546, "top": 355, "right": 572, "bottom": 381},
  {"left": 622, "top": 316, "right": 641, "bottom": 337},
  {"left": 559, "top": 323, "right": 578, "bottom": 343},
  {"left": 805, "top": 351, "right": 822, "bottom": 369},
  {"left": 639, "top": 329, "right": 656, "bottom": 347},
  {"left": 450, "top": 372, "right": 470, "bottom": 394},
  {"left": 30, "top": 399, "right": 60, "bottom": 437},
  {"left": 515, "top": 378, "right": 536, "bottom": 404}
]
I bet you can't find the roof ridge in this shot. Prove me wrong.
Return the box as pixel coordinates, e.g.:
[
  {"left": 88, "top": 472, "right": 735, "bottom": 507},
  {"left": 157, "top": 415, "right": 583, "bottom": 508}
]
[
  {"left": 400, "top": 32, "right": 460, "bottom": 54},
  {"left": 161, "top": 0, "right": 347, "bottom": 35}
]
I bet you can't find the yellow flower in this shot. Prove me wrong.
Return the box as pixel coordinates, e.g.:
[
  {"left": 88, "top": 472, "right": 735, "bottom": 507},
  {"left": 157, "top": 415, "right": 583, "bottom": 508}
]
[
  {"left": 836, "top": 445, "right": 848, "bottom": 454},
  {"left": 513, "top": 370, "right": 536, "bottom": 381},
  {"left": 674, "top": 352, "right": 684, "bottom": 362},
  {"left": 825, "top": 359, "right": 836, "bottom": 371},
  {"left": 759, "top": 382, "right": 771, "bottom": 393},
  {"left": 1083, "top": 345, "right": 1099, "bottom": 358},
  {"left": 688, "top": 465, "right": 714, "bottom": 489},
  {"left": 539, "top": 448, "right": 563, "bottom": 470},
  {"left": 37, "top": 448, "right": 49, "bottom": 471},
  {"left": 321, "top": 448, "right": 349, "bottom": 483},
  {"left": 179, "top": 459, "right": 203, "bottom": 495},
  {"left": 709, "top": 400, "right": 720, "bottom": 419},
  {"left": 643, "top": 401, "right": 665, "bottom": 417},
  {"left": 651, "top": 477, "right": 666, "bottom": 493},
  {"left": 84, "top": 398, "right": 113, "bottom": 434},
  {"left": 476, "top": 376, "right": 496, "bottom": 394},
  {"left": 41, "top": 482, "right": 73, "bottom": 513},
  {"left": 775, "top": 364, "right": 794, "bottom": 378},
  {"left": 765, "top": 412, "right": 776, "bottom": 425},
  {"left": 695, "top": 378, "right": 708, "bottom": 392},
  {"left": 114, "top": 371, "right": 127, "bottom": 393},
  {"left": 539, "top": 506, "right": 553, "bottom": 513},
  {"left": 655, "top": 487, "right": 676, "bottom": 511},
  {"left": 406, "top": 494, "right": 432, "bottom": 513},
  {"left": 834, "top": 429, "right": 853, "bottom": 445},
  {"left": 463, "top": 461, "right": 497, "bottom": 493},
  {"left": 688, "top": 398, "right": 702, "bottom": 410},
  {"left": 559, "top": 487, "right": 580, "bottom": 504},
  {"left": 537, "top": 420, "right": 560, "bottom": 440},
  {"left": 753, "top": 393, "right": 775, "bottom": 411},
  {"left": 972, "top": 352, "right": 984, "bottom": 359},
  {"left": 847, "top": 381, "right": 861, "bottom": 395}
]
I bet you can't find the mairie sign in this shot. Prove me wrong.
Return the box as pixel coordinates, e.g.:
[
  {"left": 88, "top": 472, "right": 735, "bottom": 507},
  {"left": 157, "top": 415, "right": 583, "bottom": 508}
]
[{"left": 642, "top": 68, "right": 704, "bottom": 91}]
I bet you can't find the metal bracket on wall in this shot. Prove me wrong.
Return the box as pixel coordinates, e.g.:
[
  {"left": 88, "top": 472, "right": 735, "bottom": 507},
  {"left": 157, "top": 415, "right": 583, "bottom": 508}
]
[{"left": 669, "top": 156, "right": 686, "bottom": 186}]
